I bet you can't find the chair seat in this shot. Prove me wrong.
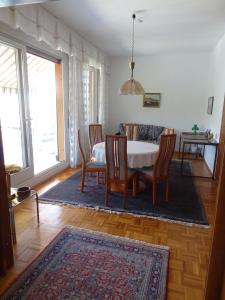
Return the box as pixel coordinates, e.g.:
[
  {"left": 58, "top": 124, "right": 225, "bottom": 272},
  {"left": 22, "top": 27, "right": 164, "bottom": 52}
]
[
  {"left": 86, "top": 161, "right": 106, "bottom": 169},
  {"left": 137, "top": 166, "right": 153, "bottom": 177}
]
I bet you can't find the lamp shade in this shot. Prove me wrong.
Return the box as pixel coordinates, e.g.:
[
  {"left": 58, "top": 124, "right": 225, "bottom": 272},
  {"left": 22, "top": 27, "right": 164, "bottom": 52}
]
[{"left": 119, "top": 79, "right": 145, "bottom": 95}]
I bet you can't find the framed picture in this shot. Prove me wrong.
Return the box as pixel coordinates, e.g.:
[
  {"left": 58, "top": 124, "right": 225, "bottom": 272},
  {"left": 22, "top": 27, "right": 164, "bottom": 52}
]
[
  {"left": 207, "top": 96, "right": 214, "bottom": 115},
  {"left": 143, "top": 93, "right": 161, "bottom": 108}
]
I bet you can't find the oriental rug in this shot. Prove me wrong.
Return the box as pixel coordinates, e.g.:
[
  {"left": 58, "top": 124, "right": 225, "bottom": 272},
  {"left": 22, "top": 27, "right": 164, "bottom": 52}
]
[
  {"left": 39, "top": 160, "right": 208, "bottom": 226},
  {"left": 2, "top": 226, "right": 169, "bottom": 300}
]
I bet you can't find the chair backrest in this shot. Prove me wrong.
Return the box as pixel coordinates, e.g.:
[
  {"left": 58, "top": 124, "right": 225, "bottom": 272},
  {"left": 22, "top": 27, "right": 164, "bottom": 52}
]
[
  {"left": 153, "top": 134, "right": 176, "bottom": 178},
  {"left": 78, "top": 129, "right": 86, "bottom": 167},
  {"left": 105, "top": 135, "right": 128, "bottom": 181},
  {"left": 124, "top": 123, "right": 139, "bottom": 141},
  {"left": 165, "top": 128, "right": 175, "bottom": 135},
  {"left": 89, "top": 124, "right": 103, "bottom": 153}
]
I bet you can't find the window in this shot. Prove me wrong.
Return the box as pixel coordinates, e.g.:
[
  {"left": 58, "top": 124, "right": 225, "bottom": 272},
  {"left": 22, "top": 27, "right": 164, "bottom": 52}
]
[
  {"left": 0, "top": 43, "right": 28, "bottom": 168},
  {"left": 27, "top": 52, "right": 65, "bottom": 174},
  {"left": 88, "top": 66, "right": 100, "bottom": 123},
  {"left": 0, "top": 37, "right": 66, "bottom": 184}
]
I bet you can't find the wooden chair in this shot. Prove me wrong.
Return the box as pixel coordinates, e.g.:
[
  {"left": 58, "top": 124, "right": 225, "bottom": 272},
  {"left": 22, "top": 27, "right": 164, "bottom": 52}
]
[
  {"left": 88, "top": 124, "right": 103, "bottom": 156},
  {"left": 105, "top": 135, "right": 137, "bottom": 208},
  {"left": 138, "top": 134, "right": 176, "bottom": 205},
  {"left": 124, "top": 123, "right": 139, "bottom": 140},
  {"left": 78, "top": 129, "right": 106, "bottom": 192},
  {"left": 165, "top": 128, "right": 175, "bottom": 135}
]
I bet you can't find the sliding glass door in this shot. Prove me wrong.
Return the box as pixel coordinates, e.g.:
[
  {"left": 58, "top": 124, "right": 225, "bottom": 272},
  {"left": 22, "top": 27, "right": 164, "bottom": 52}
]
[
  {"left": 27, "top": 52, "right": 64, "bottom": 174},
  {"left": 0, "top": 37, "right": 65, "bottom": 185},
  {"left": 0, "top": 44, "right": 24, "bottom": 166},
  {"left": 0, "top": 41, "right": 33, "bottom": 184}
]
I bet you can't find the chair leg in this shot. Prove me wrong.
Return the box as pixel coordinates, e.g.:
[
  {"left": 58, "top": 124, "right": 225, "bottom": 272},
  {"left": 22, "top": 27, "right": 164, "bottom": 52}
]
[
  {"left": 132, "top": 175, "right": 137, "bottom": 198},
  {"left": 81, "top": 170, "right": 85, "bottom": 192},
  {"left": 97, "top": 172, "right": 99, "bottom": 184},
  {"left": 123, "top": 184, "right": 128, "bottom": 209},
  {"left": 152, "top": 181, "right": 156, "bottom": 206},
  {"left": 105, "top": 182, "right": 110, "bottom": 206},
  {"left": 136, "top": 175, "right": 140, "bottom": 194},
  {"left": 166, "top": 180, "right": 169, "bottom": 202}
]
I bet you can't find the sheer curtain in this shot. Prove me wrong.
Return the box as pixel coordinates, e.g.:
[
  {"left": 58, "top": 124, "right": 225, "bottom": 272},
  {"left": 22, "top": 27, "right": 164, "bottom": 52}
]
[
  {"left": 68, "top": 57, "right": 84, "bottom": 167},
  {"left": 69, "top": 56, "right": 93, "bottom": 167},
  {"left": 69, "top": 59, "right": 110, "bottom": 167}
]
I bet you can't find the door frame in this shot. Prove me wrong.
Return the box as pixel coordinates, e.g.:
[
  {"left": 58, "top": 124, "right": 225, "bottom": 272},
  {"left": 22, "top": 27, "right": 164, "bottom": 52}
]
[
  {"left": 0, "top": 122, "right": 14, "bottom": 275},
  {"left": 204, "top": 96, "right": 225, "bottom": 299},
  {"left": 204, "top": 143, "right": 225, "bottom": 299}
]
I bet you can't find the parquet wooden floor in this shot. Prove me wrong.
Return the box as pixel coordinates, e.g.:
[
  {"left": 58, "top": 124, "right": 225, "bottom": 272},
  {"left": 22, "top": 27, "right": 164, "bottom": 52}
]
[{"left": 0, "top": 158, "right": 217, "bottom": 300}]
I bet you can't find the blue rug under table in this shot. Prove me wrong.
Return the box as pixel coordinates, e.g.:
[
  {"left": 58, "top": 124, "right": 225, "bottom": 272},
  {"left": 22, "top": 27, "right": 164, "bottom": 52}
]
[{"left": 40, "top": 160, "right": 208, "bottom": 226}]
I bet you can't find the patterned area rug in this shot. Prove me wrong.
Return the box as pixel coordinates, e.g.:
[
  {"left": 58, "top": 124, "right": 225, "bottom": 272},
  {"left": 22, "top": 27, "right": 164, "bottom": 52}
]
[
  {"left": 40, "top": 161, "right": 208, "bottom": 226},
  {"left": 2, "top": 227, "right": 169, "bottom": 300}
]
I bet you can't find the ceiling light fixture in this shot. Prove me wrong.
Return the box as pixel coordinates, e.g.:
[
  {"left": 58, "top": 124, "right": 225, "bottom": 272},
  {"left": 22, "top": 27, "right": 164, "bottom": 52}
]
[{"left": 119, "top": 13, "right": 145, "bottom": 95}]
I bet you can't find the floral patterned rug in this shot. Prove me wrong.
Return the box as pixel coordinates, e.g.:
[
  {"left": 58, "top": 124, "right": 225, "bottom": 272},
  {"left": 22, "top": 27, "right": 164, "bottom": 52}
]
[{"left": 2, "top": 227, "right": 169, "bottom": 300}]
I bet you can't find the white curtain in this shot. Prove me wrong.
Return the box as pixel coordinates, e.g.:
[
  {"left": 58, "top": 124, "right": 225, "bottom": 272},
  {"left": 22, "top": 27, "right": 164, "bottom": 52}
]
[
  {"left": 0, "top": 4, "right": 110, "bottom": 167},
  {"left": 69, "top": 60, "right": 110, "bottom": 167},
  {"left": 69, "top": 58, "right": 91, "bottom": 167}
]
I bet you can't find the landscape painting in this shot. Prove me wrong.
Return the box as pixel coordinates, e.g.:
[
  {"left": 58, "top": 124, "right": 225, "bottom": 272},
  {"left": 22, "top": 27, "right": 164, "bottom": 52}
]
[{"left": 143, "top": 93, "right": 161, "bottom": 108}]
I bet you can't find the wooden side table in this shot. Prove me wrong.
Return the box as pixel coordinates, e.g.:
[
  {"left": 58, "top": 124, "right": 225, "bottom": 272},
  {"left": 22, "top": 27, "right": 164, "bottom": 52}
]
[
  {"left": 9, "top": 189, "right": 40, "bottom": 244},
  {"left": 179, "top": 132, "right": 219, "bottom": 179},
  {"left": 179, "top": 131, "right": 207, "bottom": 157}
]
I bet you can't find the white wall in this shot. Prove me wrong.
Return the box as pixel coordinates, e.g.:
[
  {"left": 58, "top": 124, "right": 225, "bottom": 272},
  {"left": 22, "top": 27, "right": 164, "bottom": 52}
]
[
  {"left": 204, "top": 33, "right": 225, "bottom": 138},
  {"left": 109, "top": 52, "right": 211, "bottom": 138},
  {"left": 204, "top": 33, "right": 225, "bottom": 171}
]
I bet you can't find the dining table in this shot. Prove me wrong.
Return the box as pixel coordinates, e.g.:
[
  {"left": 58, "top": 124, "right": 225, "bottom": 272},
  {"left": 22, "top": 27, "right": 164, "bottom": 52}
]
[{"left": 92, "top": 140, "right": 159, "bottom": 168}]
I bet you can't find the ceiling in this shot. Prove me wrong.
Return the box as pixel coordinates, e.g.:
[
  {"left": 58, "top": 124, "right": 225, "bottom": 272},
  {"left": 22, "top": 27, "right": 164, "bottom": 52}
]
[{"left": 43, "top": 0, "right": 225, "bottom": 56}]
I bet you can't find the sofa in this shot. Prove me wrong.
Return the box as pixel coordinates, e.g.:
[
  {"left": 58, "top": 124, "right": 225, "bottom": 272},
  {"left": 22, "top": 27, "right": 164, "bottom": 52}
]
[{"left": 119, "top": 123, "right": 165, "bottom": 144}]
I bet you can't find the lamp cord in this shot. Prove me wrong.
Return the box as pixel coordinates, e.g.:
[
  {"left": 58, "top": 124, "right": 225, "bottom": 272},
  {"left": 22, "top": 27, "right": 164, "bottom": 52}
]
[
  {"left": 131, "top": 13, "right": 135, "bottom": 62},
  {"left": 131, "top": 13, "right": 136, "bottom": 79}
]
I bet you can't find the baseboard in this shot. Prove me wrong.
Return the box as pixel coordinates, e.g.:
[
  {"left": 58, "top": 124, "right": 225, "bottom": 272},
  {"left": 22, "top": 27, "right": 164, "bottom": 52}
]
[{"left": 17, "top": 162, "right": 70, "bottom": 188}]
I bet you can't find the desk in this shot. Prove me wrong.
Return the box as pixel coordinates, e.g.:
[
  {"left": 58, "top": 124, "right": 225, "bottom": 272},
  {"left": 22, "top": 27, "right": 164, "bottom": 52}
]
[
  {"left": 9, "top": 189, "right": 39, "bottom": 244},
  {"left": 92, "top": 141, "right": 159, "bottom": 168},
  {"left": 179, "top": 132, "right": 219, "bottom": 179}
]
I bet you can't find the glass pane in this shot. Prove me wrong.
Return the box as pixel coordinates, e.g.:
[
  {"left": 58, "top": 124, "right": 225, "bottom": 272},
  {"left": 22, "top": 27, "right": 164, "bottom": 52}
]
[
  {"left": 27, "top": 53, "right": 59, "bottom": 174},
  {"left": 0, "top": 44, "right": 25, "bottom": 168}
]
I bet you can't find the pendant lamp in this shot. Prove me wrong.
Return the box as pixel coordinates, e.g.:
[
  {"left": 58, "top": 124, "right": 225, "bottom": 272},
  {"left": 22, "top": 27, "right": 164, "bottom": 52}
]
[{"left": 119, "top": 13, "right": 145, "bottom": 95}]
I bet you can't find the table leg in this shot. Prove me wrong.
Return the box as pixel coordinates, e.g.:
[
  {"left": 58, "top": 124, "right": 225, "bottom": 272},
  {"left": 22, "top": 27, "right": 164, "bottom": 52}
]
[
  {"left": 35, "top": 193, "right": 40, "bottom": 224},
  {"left": 212, "top": 145, "right": 219, "bottom": 179},
  {"left": 179, "top": 135, "right": 182, "bottom": 159},
  {"left": 181, "top": 142, "right": 185, "bottom": 175},
  {"left": 9, "top": 204, "right": 16, "bottom": 244},
  {"left": 203, "top": 144, "right": 206, "bottom": 158}
]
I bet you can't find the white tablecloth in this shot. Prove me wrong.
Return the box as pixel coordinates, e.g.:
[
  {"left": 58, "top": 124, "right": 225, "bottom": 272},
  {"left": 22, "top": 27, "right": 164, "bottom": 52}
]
[{"left": 92, "top": 141, "right": 159, "bottom": 168}]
